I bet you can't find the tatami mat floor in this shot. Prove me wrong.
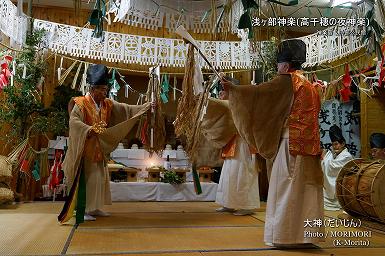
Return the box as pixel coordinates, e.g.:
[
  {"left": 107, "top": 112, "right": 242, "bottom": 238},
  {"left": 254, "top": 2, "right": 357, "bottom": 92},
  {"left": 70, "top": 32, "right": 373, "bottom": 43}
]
[{"left": 1, "top": 202, "right": 384, "bottom": 255}]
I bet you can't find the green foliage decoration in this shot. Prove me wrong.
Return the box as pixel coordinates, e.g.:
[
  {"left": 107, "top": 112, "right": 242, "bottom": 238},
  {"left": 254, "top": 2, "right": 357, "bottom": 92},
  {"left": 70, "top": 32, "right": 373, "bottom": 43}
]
[
  {"left": 161, "top": 169, "right": 184, "bottom": 185},
  {"left": 0, "top": 29, "right": 80, "bottom": 148}
]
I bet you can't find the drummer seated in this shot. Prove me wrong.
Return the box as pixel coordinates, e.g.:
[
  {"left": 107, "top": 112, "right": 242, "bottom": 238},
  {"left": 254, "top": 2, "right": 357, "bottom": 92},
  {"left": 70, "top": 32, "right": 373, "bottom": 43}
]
[
  {"left": 370, "top": 133, "right": 385, "bottom": 160},
  {"left": 321, "top": 125, "right": 353, "bottom": 211}
]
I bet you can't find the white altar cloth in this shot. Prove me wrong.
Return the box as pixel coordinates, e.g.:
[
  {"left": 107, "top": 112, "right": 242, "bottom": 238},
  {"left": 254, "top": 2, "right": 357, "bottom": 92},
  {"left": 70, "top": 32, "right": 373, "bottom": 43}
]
[{"left": 110, "top": 182, "right": 218, "bottom": 201}]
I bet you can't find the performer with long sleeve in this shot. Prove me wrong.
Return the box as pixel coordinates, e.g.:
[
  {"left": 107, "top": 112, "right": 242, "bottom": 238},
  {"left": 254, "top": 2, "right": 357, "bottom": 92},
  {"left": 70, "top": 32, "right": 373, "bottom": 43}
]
[
  {"left": 215, "top": 91, "right": 260, "bottom": 216},
  {"left": 221, "top": 40, "right": 324, "bottom": 248},
  {"left": 58, "top": 64, "right": 150, "bottom": 223}
]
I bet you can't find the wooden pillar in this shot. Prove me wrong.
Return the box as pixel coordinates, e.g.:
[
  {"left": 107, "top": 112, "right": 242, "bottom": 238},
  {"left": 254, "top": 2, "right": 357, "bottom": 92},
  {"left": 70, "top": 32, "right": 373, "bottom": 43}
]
[
  {"left": 360, "top": 87, "right": 368, "bottom": 158},
  {"left": 360, "top": 88, "right": 385, "bottom": 158},
  {"left": 27, "top": 0, "right": 32, "bottom": 32},
  {"left": 236, "top": 70, "right": 252, "bottom": 85}
]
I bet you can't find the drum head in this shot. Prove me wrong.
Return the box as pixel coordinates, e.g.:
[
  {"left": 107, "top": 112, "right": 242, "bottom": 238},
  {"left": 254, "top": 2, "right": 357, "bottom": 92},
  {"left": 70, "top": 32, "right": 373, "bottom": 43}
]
[
  {"left": 371, "top": 160, "right": 385, "bottom": 221},
  {"left": 336, "top": 159, "right": 365, "bottom": 217},
  {"left": 336, "top": 159, "right": 385, "bottom": 223}
]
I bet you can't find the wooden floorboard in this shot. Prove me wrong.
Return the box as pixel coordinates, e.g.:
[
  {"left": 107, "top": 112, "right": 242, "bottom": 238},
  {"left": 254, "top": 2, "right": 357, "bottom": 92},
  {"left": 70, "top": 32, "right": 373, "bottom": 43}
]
[{"left": 0, "top": 202, "right": 383, "bottom": 255}]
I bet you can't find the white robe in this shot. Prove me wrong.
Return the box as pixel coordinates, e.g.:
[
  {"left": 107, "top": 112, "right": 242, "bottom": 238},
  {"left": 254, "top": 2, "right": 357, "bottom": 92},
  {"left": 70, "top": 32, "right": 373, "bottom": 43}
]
[
  {"left": 321, "top": 148, "right": 353, "bottom": 211},
  {"left": 264, "top": 128, "right": 325, "bottom": 244},
  {"left": 216, "top": 136, "right": 260, "bottom": 210}
]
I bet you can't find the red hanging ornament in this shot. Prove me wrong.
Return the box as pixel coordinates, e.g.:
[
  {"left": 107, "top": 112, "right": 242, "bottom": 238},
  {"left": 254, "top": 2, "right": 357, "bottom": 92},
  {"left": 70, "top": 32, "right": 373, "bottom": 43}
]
[
  {"left": 342, "top": 64, "right": 352, "bottom": 88},
  {"left": 20, "top": 159, "right": 30, "bottom": 173},
  {"left": 0, "top": 55, "right": 13, "bottom": 89},
  {"left": 0, "top": 73, "right": 8, "bottom": 88},
  {"left": 339, "top": 87, "right": 352, "bottom": 102},
  {"left": 49, "top": 150, "right": 63, "bottom": 190}
]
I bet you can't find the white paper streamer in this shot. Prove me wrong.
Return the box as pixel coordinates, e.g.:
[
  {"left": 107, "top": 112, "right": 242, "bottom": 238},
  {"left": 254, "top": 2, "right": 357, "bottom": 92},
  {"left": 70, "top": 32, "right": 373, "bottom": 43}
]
[
  {"left": 57, "top": 57, "right": 63, "bottom": 81},
  {"left": 18, "top": 63, "right": 26, "bottom": 79},
  {"left": 125, "top": 84, "right": 129, "bottom": 97},
  {"left": 173, "top": 76, "right": 178, "bottom": 101},
  {"left": 115, "top": 0, "right": 131, "bottom": 22},
  {"left": 12, "top": 60, "right": 16, "bottom": 76},
  {"left": 22, "top": 65, "right": 26, "bottom": 79},
  {"left": 80, "top": 62, "right": 89, "bottom": 95},
  {"left": 10, "top": 60, "right": 15, "bottom": 86}
]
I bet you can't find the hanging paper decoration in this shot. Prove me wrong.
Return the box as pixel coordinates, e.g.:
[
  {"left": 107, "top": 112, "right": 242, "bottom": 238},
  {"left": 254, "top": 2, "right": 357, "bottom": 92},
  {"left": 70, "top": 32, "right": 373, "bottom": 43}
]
[
  {"left": 238, "top": 0, "right": 259, "bottom": 39},
  {"left": 0, "top": 55, "right": 13, "bottom": 90},
  {"left": 108, "top": 68, "right": 120, "bottom": 99},
  {"left": 125, "top": 83, "right": 129, "bottom": 98},
  {"left": 160, "top": 74, "right": 170, "bottom": 103},
  {"left": 114, "top": 0, "right": 132, "bottom": 22},
  {"left": 11, "top": 59, "right": 16, "bottom": 87},
  {"left": 81, "top": 62, "right": 89, "bottom": 95},
  {"left": 57, "top": 57, "right": 64, "bottom": 81},
  {"left": 173, "top": 76, "right": 177, "bottom": 101},
  {"left": 32, "top": 160, "right": 40, "bottom": 181},
  {"left": 88, "top": 0, "right": 107, "bottom": 38},
  {"left": 362, "top": 2, "right": 384, "bottom": 60},
  {"left": 21, "top": 63, "right": 26, "bottom": 79}
]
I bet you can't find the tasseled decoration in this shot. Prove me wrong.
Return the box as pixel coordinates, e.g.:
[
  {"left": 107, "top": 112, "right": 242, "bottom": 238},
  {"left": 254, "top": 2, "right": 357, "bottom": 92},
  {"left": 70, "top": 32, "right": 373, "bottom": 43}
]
[
  {"left": 137, "top": 69, "right": 166, "bottom": 154},
  {"left": 174, "top": 44, "right": 207, "bottom": 161},
  {"left": 174, "top": 44, "right": 197, "bottom": 145}
]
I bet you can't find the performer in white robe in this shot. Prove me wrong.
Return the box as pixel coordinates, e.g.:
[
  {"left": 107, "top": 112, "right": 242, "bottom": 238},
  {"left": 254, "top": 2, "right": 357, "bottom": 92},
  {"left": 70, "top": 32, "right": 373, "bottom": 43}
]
[
  {"left": 221, "top": 40, "right": 324, "bottom": 248},
  {"left": 322, "top": 125, "right": 353, "bottom": 211},
  {"left": 214, "top": 90, "right": 260, "bottom": 216},
  {"left": 216, "top": 135, "right": 260, "bottom": 215}
]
